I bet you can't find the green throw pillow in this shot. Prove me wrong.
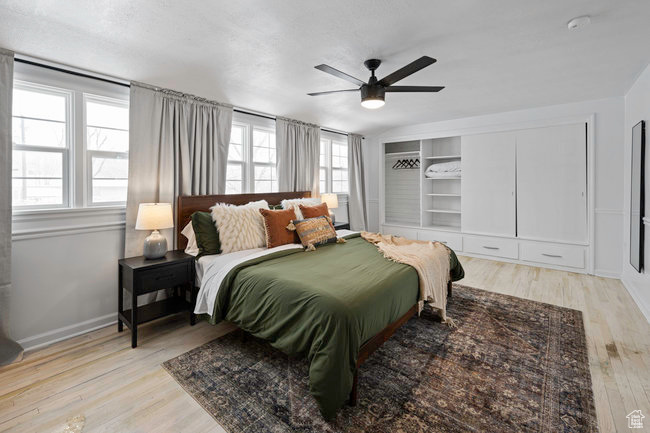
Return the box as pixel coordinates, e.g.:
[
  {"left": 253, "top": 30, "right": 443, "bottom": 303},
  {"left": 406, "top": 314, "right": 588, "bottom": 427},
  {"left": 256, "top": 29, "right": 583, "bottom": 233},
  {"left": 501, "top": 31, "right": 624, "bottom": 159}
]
[
  {"left": 270, "top": 204, "right": 284, "bottom": 210},
  {"left": 191, "top": 211, "right": 221, "bottom": 257}
]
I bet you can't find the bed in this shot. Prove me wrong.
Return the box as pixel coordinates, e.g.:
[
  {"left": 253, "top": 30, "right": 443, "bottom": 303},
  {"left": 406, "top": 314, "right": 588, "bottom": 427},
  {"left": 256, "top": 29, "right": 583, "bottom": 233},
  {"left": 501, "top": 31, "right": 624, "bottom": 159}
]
[{"left": 176, "top": 192, "right": 465, "bottom": 419}]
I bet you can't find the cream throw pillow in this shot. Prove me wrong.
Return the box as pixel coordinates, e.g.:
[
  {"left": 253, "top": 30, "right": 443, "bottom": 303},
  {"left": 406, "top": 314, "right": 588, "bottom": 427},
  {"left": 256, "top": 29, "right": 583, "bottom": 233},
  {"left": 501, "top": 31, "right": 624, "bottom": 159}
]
[
  {"left": 281, "top": 198, "right": 321, "bottom": 220},
  {"left": 211, "top": 200, "right": 269, "bottom": 253}
]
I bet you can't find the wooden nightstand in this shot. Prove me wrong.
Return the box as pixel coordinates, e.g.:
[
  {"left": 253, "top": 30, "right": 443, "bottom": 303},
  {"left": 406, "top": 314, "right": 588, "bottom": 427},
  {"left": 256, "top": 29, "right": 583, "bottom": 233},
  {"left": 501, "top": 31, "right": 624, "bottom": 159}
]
[
  {"left": 118, "top": 250, "right": 194, "bottom": 348},
  {"left": 333, "top": 222, "right": 350, "bottom": 230}
]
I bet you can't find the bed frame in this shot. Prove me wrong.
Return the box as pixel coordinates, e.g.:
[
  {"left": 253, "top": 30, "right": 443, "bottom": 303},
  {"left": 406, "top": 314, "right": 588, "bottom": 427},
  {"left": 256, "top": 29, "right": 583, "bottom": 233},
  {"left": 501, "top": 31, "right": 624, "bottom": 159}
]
[{"left": 176, "top": 191, "right": 452, "bottom": 407}]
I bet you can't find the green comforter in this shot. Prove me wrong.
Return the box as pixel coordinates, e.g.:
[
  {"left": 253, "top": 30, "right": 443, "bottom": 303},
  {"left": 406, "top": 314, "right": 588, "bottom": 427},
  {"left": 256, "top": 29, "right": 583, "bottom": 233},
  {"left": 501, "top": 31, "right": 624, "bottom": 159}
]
[{"left": 208, "top": 233, "right": 464, "bottom": 419}]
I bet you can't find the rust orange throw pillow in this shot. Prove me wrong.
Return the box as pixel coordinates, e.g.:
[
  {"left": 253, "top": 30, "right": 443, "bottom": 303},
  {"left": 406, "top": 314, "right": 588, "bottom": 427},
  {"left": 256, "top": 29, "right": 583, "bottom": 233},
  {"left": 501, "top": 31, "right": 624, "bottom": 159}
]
[
  {"left": 299, "top": 202, "right": 330, "bottom": 219},
  {"left": 259, "top": 208, "right": 298, "bottom": 248}
]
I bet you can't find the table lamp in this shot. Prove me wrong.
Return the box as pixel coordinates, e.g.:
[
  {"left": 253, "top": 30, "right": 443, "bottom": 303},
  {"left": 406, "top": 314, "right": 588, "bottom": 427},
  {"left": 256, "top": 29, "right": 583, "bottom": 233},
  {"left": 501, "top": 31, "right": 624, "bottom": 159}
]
[
  {"left": 320, "top": 193, "right": 339, "bottom": 224},
  {"left": 135, "top": 203, "right": 173, "bottom": 259}
]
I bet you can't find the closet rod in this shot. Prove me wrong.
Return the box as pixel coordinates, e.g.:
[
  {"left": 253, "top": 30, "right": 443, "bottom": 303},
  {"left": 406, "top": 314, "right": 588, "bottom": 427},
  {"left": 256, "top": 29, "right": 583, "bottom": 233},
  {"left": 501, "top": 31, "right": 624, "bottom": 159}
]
[{"left": 14, "top": 58, "right": 130, "bottom": 88}]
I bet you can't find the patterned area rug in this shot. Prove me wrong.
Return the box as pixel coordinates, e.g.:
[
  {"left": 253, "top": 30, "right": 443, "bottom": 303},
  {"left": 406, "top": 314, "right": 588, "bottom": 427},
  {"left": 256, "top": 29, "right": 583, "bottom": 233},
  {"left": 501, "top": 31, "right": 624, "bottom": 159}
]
[{"left": 163, "top": 284, "right": 598, "bottom": 432}]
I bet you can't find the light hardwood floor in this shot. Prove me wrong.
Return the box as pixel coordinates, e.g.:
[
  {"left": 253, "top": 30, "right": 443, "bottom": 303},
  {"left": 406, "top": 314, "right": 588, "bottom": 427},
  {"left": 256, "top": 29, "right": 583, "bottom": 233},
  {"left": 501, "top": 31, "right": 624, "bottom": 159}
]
[{"left": 1, "top": 256, "right": 649, "bottom": 433}]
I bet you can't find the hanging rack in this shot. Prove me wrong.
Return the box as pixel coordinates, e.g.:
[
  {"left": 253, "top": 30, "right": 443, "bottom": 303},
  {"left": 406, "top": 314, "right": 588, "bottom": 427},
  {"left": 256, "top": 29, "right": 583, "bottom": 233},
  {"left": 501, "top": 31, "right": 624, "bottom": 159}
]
[{"left": 391, "top": 157, "right": 420, "bottom": 170}]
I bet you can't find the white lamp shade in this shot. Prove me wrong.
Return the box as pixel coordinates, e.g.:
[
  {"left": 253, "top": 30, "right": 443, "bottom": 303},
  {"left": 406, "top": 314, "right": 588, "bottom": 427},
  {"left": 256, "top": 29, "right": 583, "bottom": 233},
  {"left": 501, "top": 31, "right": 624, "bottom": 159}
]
[
  {"left": 321, "top": 193, "right": 339, "bottom": 209},
  {"left": 135, "top": 203, "right": 174, "bottom": 230}
]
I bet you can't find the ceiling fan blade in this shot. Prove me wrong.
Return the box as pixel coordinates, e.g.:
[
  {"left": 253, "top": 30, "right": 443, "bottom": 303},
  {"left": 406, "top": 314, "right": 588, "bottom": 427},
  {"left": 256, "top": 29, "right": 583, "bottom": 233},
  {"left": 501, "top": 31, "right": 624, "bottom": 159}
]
[
  {"left": 377, "top": 56, "right": 437, "bottom": 87},
  {"left": 307, "top": 89, "right": 359, "bottom": 96},
  {"left": 314, "top": 64, "right": 366, "bottom": 86},
  {"left": 385, "top": 86, "right": 444, "bottom": 92}
]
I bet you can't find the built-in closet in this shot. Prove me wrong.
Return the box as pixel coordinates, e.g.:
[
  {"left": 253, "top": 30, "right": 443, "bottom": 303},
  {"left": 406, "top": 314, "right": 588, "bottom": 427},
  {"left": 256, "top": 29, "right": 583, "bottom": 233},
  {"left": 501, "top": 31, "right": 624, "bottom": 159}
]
[{"left": 381, "top": 122, "right": 590, "bottom": 273}]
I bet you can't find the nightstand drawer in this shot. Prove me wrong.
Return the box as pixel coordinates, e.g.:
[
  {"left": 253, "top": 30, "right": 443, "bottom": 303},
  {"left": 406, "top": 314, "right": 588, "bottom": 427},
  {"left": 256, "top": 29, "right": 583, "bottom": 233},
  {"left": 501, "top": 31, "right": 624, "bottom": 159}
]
[{"left": 137, "top": 262, "right": 190, "bottom": 292}]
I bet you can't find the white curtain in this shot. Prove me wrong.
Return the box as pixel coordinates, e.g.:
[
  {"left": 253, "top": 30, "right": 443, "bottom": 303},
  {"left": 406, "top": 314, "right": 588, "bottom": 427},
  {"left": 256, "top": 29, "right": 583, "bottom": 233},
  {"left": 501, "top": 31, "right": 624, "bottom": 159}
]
[
  {"left": 348, "top": 133, "right": 367, "bottom": 231},
  {"left": 276, "top": 117, "right": 320, "bottom": 195},
  {"left": 0, "top": 48, "right": 23, "bottom": 366},
  {"left": 124, "top": 82, "right": 233, "bottom": 258}
]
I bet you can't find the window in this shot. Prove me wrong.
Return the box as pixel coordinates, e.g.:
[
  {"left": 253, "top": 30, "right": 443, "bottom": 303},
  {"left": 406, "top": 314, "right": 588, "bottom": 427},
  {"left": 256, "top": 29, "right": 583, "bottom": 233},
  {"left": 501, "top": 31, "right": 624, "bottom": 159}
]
[
  {"left": 226, "top": 113, "right": 277, "bottom": 193},
  {"left": 12, "top": 63, "right": 129, "bottom": 210},
  {"left": 85, "top": 95, "right": 129, "bottom": 205},
  {"left": 320, "top": 134, "right": 348, "bottom": 193},
  {"left": 12, "top": 83, "right": 70, "bottom": 208}
]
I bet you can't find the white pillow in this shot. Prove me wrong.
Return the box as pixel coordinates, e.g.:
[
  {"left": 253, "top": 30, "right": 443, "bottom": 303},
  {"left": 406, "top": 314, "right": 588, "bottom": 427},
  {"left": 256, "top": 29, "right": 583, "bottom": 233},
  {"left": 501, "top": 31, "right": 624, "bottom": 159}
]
[
  {"left": 180, "top": 221, "right": 199, "bottom": 256},
  {"left": 210, "top": 200, "right": 269, "bottom": 253},
  {"left": 281, "top": 198, "right": 321, "bottom": 220},
  {"left": 425, "top": 161, "right": 461, "bottom": 174}
]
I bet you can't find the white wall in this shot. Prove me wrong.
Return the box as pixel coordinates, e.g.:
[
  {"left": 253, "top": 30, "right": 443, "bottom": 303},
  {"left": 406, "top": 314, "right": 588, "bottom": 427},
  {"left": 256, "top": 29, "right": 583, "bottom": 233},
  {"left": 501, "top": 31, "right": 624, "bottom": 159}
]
[
  {"left": 11, "top": 208, "right": 124, "bottom": 349},
  {"left": 363, "top": 97, "right": 626, "bottom": 278},
  {"left": 622, "top": 63, "right": 650, "bottom": 322}
]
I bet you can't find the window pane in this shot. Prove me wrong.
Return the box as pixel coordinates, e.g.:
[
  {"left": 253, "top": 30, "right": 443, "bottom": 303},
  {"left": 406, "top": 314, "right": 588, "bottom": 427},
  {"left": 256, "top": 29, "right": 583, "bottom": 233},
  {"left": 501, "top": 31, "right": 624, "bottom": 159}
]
[
  {"left": 12, "top": 178, "right": 63, "bottom": 206},
  {"left": 332, "top": 142, "right": 348, "bottom": 168},
  {"left": 254, "top": 165, "right": 277, "bottom": 193},
  {"left": 12, "top": 117, "right": 66, "bottom": 148},
  {"left": 227, "top": 163, "right": 242, "bottom": 180},
  {"left": 253, "top": 129, "right": 275, "bottom": 164},
  {"left": 86, "top": 100, "right": 128, "bottom": 130},
  {"left": 320, "top": 167, "right": 327, "bottom": 193},
  {"left": 332, "top": 168, "right": 348, "bottom": 193},
  {"left": 320, "top": 139, "right": 327, "bottom": 166},
  {"left": 87, "top": 127, "right": 128, "bottom": 152},
  {"left": 230, "top": 125, "right": 244, "bottom": 145},
  {"left": 92, "top": 179, "right": 128, "bottom": 203},
  {"left": 13, "top": 88, "right": 66, "bottom": 121},
  {"left": 92, "top": 156, "right": 128, "bottom": 180},
  {"left": 226, "top": 181, "right": 242, "bottom": 194},
  {"left": 13, "top": 150, "right": 62, "bottom": 178},
  {"left": 228, "top": 143, "right": 243, "bottom": 161}
]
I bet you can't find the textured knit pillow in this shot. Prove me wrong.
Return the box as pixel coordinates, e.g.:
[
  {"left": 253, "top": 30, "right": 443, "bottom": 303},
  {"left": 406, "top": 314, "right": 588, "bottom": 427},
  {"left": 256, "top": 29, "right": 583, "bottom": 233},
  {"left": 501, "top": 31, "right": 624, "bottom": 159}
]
[
  {"left": 290, "top": 216, "right": 340, "bottom": 251},
  {"left": 211, "top": 200, "right": 269, "bottom": 253},
  {"left": 191, "top": 211, "right": 221, "bottom": 257},
  {"left": 281, "top": 198, "right": 320, "bottom": 220},
  {"left": 259, "top": 208, "right": 299, "bottom": 248}
]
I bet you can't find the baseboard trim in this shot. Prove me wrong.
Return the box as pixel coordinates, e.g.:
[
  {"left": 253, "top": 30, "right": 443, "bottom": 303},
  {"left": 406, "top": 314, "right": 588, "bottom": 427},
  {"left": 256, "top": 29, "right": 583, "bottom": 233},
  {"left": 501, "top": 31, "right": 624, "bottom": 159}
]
[
  {"left": 594, "top": 269, "right": 622, "bottom": 279},
  {"left": 621, "top": 276, "right": 650, "bottom": 324},
  {"left": 17, "top": 313, "right": 116, "bottom": 352}
]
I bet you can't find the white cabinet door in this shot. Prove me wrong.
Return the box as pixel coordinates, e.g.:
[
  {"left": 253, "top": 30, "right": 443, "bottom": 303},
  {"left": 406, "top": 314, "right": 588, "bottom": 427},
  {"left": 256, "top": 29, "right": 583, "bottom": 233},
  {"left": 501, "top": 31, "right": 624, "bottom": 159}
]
[
  {"left": 516, "top": 123, "right": 587, "bottom": 243},
  {"left": 461, "top": 132, "right": 516, "bottom": 236}
]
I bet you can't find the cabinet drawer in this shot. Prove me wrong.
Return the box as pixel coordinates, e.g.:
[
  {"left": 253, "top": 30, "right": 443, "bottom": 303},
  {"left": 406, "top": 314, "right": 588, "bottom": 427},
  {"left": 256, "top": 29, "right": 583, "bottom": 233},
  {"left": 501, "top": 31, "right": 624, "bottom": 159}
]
[
  {"left": 381, "top": 225, "right": 418, "bottom": 240},
  {"left": 137, "top": 262, "right": 190, "bottom": 293},
  {"left": 417, "top": 230, "right": 462, "bottom": 251},
  {"left": 520, "top": 242, "right": 585, "bottom": 269},
  {"left": 464, "top": 236, "right": 518, "bottom": 259}
]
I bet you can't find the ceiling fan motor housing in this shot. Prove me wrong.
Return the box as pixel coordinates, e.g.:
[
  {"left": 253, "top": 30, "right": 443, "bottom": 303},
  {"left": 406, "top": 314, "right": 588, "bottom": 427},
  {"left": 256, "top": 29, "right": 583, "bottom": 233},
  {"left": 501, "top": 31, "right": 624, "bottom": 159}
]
[{"left": 360, "top": 84, "right": 385, "bottom": 101}]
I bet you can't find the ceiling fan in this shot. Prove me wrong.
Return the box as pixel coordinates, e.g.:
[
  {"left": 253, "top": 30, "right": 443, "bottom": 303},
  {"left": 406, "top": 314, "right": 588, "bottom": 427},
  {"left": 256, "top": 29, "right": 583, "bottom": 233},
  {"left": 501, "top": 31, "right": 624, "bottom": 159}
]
[{"left": 308, "top": 56, "right": 444, "bottom": 109}]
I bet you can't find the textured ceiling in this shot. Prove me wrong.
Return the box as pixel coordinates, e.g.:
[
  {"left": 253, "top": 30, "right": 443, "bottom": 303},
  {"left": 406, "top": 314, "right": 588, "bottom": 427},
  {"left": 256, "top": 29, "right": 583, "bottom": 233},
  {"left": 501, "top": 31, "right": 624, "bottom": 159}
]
[{"left": 1, "top": 0, "right": 649, "bottom": 134}]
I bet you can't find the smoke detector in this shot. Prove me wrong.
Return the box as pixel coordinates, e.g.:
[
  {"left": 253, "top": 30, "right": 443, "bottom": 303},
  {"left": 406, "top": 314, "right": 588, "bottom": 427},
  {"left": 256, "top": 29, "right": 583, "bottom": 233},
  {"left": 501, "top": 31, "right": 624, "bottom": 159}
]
[{"left": 567, "top": 16, "right": 591, "bottom": 30}]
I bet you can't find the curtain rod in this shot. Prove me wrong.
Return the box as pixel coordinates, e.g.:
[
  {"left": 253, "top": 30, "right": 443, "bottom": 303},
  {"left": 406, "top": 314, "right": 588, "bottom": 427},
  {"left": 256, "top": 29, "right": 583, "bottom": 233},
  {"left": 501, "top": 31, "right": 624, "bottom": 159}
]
[
  {"left": 17, "top": 58, "right": 362, "bottom": 139},
  {"left": 14, "top": 58, "right": 131, "bottom": 88}
]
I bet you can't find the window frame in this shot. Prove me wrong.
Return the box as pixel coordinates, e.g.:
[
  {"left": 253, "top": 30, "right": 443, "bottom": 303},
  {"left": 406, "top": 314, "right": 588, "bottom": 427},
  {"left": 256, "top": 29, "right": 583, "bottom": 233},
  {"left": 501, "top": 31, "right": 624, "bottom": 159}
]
[
  {"left": 12, "top": 61, "right": 130, "bottom": 213},
  {"left": 227, "top": 112, "right": 277, "bottom": 194},
  {"left": 320, "top": 132, "right": 349, "bottom": 194},
  {"left": 83, "top": 93, "right": 130, "bottom": 207},
  {"left": 11, "top": 80, "right": 74, "bottom": 211}
]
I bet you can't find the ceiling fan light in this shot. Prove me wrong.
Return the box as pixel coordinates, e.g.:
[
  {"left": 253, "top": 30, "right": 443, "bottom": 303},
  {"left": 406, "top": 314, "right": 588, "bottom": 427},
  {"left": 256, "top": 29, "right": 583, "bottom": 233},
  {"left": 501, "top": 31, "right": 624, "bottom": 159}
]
[{"left": 361, "top": 98, "right": 385, "bottom": 109}]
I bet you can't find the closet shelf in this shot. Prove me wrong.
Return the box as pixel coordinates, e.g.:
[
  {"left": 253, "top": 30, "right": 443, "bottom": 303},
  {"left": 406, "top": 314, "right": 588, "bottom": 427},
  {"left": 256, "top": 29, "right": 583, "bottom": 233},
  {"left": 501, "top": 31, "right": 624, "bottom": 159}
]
[
  {"left": 386, "top": 150, "right": 420, "bottom": 157},
  {"left": 424, "top": 155, "right": 461, "bottom": 160},
  {"left": 422, "top": 224, "right": 461, "bottom": 232},
  {"left": 425, "top": 176, "right": 461, "bottom": 180},
  {"left": 424, "top": 209, "right": 461, "bottom": 214},
  {"left": 426, "top": 193, "right": 461, "bottom": 197}
]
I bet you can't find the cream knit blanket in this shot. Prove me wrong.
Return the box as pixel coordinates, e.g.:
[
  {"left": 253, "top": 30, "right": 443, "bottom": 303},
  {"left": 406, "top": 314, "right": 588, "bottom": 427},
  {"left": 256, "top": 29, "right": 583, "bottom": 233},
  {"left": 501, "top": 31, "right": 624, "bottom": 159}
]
[{"left": 361, "top": 231, "right": 453, "bottom": 324}]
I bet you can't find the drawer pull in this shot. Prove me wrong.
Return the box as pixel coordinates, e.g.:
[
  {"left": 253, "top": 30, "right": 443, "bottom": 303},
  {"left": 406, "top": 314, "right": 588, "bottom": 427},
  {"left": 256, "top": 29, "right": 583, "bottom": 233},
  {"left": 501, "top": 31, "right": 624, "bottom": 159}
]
[
  {"left": 482, "top": 246, "right": 499, "bottom": 250},
  {"left": 542, "top": 253, "right": 562, "bottom": 258}
]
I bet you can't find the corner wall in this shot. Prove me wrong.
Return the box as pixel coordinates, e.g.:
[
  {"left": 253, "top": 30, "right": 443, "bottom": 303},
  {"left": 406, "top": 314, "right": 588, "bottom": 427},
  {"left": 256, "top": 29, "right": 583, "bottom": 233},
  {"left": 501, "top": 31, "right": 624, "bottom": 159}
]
[{"left": 622, "top": 63, "right": 650, "bottom": 322}]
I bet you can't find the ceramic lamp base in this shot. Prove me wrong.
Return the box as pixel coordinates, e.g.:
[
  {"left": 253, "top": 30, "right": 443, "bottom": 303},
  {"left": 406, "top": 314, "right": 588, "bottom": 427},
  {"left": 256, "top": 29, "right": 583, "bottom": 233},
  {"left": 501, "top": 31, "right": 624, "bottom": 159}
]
[
  {"left": 143, "top": 230, "right": 167, "bottom": 259},
  {"left": 329, "top": 211, "right": 336, "bottom": 224}
]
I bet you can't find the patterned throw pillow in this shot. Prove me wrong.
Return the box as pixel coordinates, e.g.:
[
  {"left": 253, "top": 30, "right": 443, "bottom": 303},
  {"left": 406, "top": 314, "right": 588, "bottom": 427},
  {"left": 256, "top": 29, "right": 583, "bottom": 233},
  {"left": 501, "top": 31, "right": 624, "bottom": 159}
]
[
  {"left": 290, "top": 216, "right": 341, "bottom": 251},
  {"left": 211, "top": 200, "right": 269, "bottom": 253},
  {"left": 259, "top": 208, "right": 299, "bottom": 248}
]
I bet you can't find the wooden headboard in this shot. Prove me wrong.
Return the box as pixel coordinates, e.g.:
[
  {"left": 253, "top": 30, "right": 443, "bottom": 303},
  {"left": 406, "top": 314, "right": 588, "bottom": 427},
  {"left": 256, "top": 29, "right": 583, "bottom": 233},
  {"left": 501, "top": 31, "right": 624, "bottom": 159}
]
[{"left": 176, "top": 191, "right": 312, "bottom": 249}]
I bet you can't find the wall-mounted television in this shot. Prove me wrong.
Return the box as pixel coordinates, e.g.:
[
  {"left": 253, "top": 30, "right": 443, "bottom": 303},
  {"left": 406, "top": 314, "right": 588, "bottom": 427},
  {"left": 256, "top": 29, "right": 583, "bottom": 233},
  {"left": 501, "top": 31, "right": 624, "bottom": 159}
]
[{"left": 630, "top": 120, "right": 645, "bottom": 272}]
